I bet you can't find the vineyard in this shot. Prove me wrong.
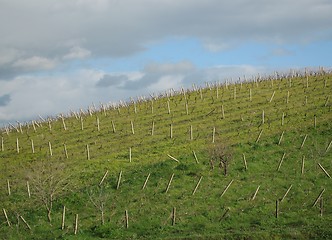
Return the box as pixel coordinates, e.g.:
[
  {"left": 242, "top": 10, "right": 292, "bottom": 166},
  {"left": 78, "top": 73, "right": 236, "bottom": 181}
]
[{"left": 1, "top": 69, "right": 332, "bottom": 239}]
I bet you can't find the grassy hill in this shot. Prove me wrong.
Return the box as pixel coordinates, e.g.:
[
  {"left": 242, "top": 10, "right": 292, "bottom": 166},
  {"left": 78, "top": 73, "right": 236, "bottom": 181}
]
[{"left": 1, "top": 70, "right": 332, "bottom": 239}]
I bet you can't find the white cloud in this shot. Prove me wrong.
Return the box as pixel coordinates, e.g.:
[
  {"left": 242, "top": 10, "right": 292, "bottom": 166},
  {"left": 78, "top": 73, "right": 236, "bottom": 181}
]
[
  {"left": 63, "top": 46, "right": 91, "bottom": 60},
  {"left": 12, "top": 56, "right": 56, "bottom": 70}
]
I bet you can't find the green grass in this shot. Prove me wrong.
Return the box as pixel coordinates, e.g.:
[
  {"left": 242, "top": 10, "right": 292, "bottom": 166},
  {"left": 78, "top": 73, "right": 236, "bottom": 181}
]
[{"left": 1, "top": 72, "right": 332, "bottom": 239}]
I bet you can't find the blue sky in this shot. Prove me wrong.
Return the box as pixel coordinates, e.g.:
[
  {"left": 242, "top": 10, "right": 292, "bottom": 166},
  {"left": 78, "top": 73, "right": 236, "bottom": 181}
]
[{"left": 1, "top": 0, "right": 332, "bottom": 126}]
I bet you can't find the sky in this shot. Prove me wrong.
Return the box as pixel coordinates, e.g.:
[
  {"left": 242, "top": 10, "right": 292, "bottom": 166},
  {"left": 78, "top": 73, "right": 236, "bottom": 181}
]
[{"left": 1, "top": 0, "right": 332, "bottom": 127}]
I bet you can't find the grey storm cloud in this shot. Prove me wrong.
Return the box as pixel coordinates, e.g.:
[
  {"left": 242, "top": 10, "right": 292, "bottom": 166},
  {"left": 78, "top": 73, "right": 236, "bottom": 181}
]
[
  {"left": 1, "top": 0, "right": 332, "bottom": 79},
  {"left": 0, "top": 94, "right": 11, "bottom": 107},
  {"left": 96, "top": 74, "right": 129, "bottom": 87}
]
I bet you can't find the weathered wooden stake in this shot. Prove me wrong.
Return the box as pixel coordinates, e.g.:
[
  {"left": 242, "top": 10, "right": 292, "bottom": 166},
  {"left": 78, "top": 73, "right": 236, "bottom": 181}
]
[
  {"left": 48, "top": 120, "right": 52, "bottom": 132},
  {"left": 189, "top": 125, "right": 193, "bottom": 140},
  {"left": 165, "top": 173, "right": 174, "bottom": 193},
  {"left": 233, "top": 86, "right": 236, "bottom": 100},
  {"left": 80, "top": 117, "right": 84, "bottom": 130},
  {"left": 96, "top": 117, "right": 100, "bottom": 131},
  {"left": 277, "top": 152, "right": 286, "bottom": 171},
  {"left": 269, "top": 91, "right": 275, "bottom": 103},
  {"left": 220, "top": 179, "right": 234, "bottom": 198},
  {"left": 281, "top": 113, "right": 285, "bottom": 126},
  {"left": 251, "top": 185, "right": 260, "bottom": 200},
  {"left": 125, "top": 210, "right": 129, "bottom": 229},
  {"left": 142, "top": 173, "right": 151, "bottom": 190},
  {"left": 212, "top": 127, "right": 216, "bottom": 143},
  {"left": 280, "top": 185, "right": 292, "bottom": 202},
  {"left": 99, "top": 170, "right": 109, "bottom": 186},
  {"left": 314, "top": 115, "right": 317, "bottom": 128},
  {"left": 312, "top": 189, "right": 325, "bottom": 207},
  {"left": 129, "top": 147, "right": 132, "bottom": 163},
  {"left": 172, "top": 207, "right": 176, "bottom": 226},
  {"left": 16, "top": 138, "right": 19, "bottom": 153},
  {"left": 317, "top": 163, "right": 331, "bottom": 178},
  {"left": 220, "top": 207, "right": 230, "bottom": 220},
  {"left": 249, "top": 88, "right": 252, "bottom": 101},
  {"left": 20, "top": 215, "right": 31, "bottom": 230},
  {"left": 167, "top": 100, "right": 171, "bottom": 114},
  {"left": 48, "top": 142, "right": 53, "bottom": 156},
  {"left": 325, "top": 96, "right": 329, "bottom": 107},
  {"left": 262, "top": 110, "right": 265, "bottom": 125},
  {"left": 193, "top": 150, "right": 199, "bottom": 164},
  {"left": 286, "top": 91, "right": 289, "bottom": 104},
  {"left": 200, "top": 88, "right": 203, "bottom": 100},
  {"left": 221, "top": 105, "right": 225, "bottom": 119},
  {"left": 151, "top": 121, "right": 155, "bottom": 136},
  {"left": 216, "top": 86, "right": 219, "bottom": 99},
  {"left": 185, "top": 102, "right": 189, "bottom": 115},
  {"left": 301, "top": 155, "right": 305, "bottom": 175},
  {"left": 300, "top": 134, "right": 308, "bottom": 149},
  {"left": 32, "top": 121, "right": 36, "bottom": 132},
  {"left": 255, "top": 129, "right": 263, "bottom": 143},
  {"left": 325, "top": 140, "right": 332, "bottom": 153},
  {"left": 192, "top": 176, "right": 203, "bottom": 195},
  {"left": 170, "top": 124, "right": 173, "bottom": 139},
  {"left": 31, "top": 139, "right": 35, "bottom": 153},
  {"left": 151, "top": 100, "right": 154, "bottom": 114},
  {"left": 86, "top": 144, "right": 90, "bottom": 160},
  {"left": 61, "top": 206, "right": 66, "bottom": 230},
  {"left": 243, "top": 153, "right": 248, "bottom": 170},
  {"left": 131, "top": 121, "right": 135, "bottom": 135},
  {"left": 116, "top": 171, "right": 122, "bottom": 190},
  {"left": 275, "top": 200, "right": 279, "bottom": 218},
  {"left": 7, "top": 179, "right": 11, "bottom": 196},
  {"left": 278, "top": 131, "right": 284, "bottom": 145},
  {"left": 167, "top": 154, "right": 179, "bottom": 163},
  {"left": 63, "top": 144, "right": 68, "bottom": 159},
  {"left": 27, "top": 181, "right": 31, "bottom": 198},
  {"left": 3, "top": 208, "right": 11, "bottom": 226},
  {"left": 111, "top": 120, "right": 116, "bottom": 133},
  {"left": 62, "top": 117, "right": 67, "bottom": 131},
  {"left": 74, "top": 214, "right": 78, "bottom": 234}
]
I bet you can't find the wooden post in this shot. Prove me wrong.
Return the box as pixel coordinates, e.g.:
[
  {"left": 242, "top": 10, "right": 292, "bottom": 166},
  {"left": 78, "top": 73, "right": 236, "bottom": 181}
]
[
  {"left": 74, "top": 214, "right": 78, "bottom": 234},
  {"left": 134, "top": 101, "right": 137, "bottom": 114},
  {"left": 20, "top": 215, "right": 31, "bottom": 230},
  {"left": 312, "top": 189, "right": 325, "bottom": 207},
  {"left": 280, "top": 185, "right": 292, "bottom": 202},
  {"left": 111, "top": 120, "right": 116, "bottom": 133},
  {"left": 125, "top": 210, "right": 129, "bottom": 229},
  {"left": 216, "top": 86, "right": 219, "bottom": 99},
  {"left": 167, "top": 154, "right": 179, "bottom": 163},
  {"left": 151, "top": 100, "right": 154, "bottom": 114},
  {"left": 3, "top": 208, "right": 11, "bottom": 226},
  {"left": 31, "top": 139, "right": 35, "bottom": 153},
  {"left": 32, "top": 121, "right": 36, "bottom": 132},
  {"left": 233, "top": 86, "right": 236, "bottom": 100},
  {"left": 212, "top": 127, "right": 216, "bottom": 143},
  {"left": 129, "top": 147, "right": 132, "bottom": 163},
  {"left": 269, "top": 91, "right": 275, "bottom": 103},
  {"left": 286, "top": 91, "right": 289, "bottom": 104},
  {"left": 131, "top": 121, "right": 135, "bottom": 135},
  {"left": 27, "top": 181, "right": 31, "bottom": 198},
  {"left": 221, "top": 105, "right": 225, "bottom": 119},
  {"left": 325, "top": 96, "right": 329, "bottom": 107},
  {"left": 317, "top": 163, "right": 331, "bottom": 178},
  {"left": 172, "top": 207, "right": 176, "bottom": 226},
  {"left": 97, "top": 117, "right": 100, "bottom": 131},
  {"left": 251, "top": 185, "right": 260, "bottom": 200},
  {"left": 314, "top": 115, "right": 317, "bottom": 128},
  {"left": 48, "top": 120, "right": 52, "bottom": 132},
  {"left": 301, "top": 155, "right": 305, "bottom": 175},
  {"left": 281, "top": 113, "right": 285, "bottom": 126},
  {"left": 278, "top": 131, "right": 284, "bottom": 145},
  {"left": 275, "top": 200, "right": 279, "bottom": 218},
  {"left": 255, "top": 129, "right": 263, "bottom": 143},
  {"left": 262, "top": 110, "right": 265, "bottom": 125},
  {"left": 167, "top": 100, "right": 171, "bottom": 114},
  {"left": 192, "top": 176, "right": 203, "bottom": 195},
  {"left": 7, "top": 179, "right": 11, "bottom": 196},
  {"left": 99, "top": 170, "right": 109, "bottom": 186},
  {"left": 220, "top": 179, "right": 234, "bottom": 198},
  {"left": 63, "top": 144, "right": 68, "bottom": 159},
  {"left": 165, "top": 173, "right": 174, "bottom": 193},
  {"left": 277, "top": 153, "right": 286, "bottom": 171},
  {"left": 151, "top": 121, "right": 155, "bottom": 136},
  {"left": 80, "top": 117, "right": 84, "bottom": 130},
  {"left": 185, "top": 102, "right": 189, "bottom": 115},
  {"left": 170, "top": 124, "right": 173, "bottom": 139},
  {"left": 142, "top": 173, "right": 151, "bottom": 190},
  {"left": 48, "top": 142, "right": 53, "bottom": 157},
  {"left": 16, "top": 138, "right": 19, "bottom": 153},
  {"left": 200, "top": 88, "right": 203, "bottom": 100},
  {"left": 249, "top": 88, "right": 252, "bottom": 101},
  {"left": 61, "top": 206, "right": 66, "bottom": 230},
  {"left": 242, "top": 153, "right": 248, "bottom": 170},
  {"left": 193, "top": 150, "right": 199, "bottom": 164},
  {"left": 86, "top": 144, "right": 90, "bottom": 160},
  {"left": 300, "top": 134, "right": 308, "bottom": 149},
  {"left": 325, "top": 140, "right": 332, "bottom": 153},
  {"left": 189, "top": 125, "right": 193, "bottom": 140},
  {"left": 62, "top": 117, "right": 67, "bottom": 131},
  {"left": 116, "top": 171, "right": 122, "bottom": 190}
]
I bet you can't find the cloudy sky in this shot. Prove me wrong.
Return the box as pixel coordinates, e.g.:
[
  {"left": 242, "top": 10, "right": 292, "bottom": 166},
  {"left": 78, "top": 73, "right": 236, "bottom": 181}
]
[{"left": 1, "top": 0, "right": 332, "bottom": 126}]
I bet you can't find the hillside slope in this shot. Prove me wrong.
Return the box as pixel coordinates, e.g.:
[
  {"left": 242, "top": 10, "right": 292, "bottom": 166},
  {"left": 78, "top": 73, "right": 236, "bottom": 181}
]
[{"left": 1, "top": 70, "right": 332, "bottom": 239}]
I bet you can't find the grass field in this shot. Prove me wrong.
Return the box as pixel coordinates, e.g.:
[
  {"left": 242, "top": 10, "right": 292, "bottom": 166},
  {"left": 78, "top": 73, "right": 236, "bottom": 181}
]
[{"left": 1, "top": 70, "right": 332, "bottom": 239}]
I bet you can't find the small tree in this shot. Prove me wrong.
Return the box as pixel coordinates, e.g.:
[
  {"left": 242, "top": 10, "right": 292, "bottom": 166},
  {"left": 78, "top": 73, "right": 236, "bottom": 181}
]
[
  {"left": 209, "top": 142, "right": 233, "bottom": 176},
  {"left": 27, "top": 159, "right": 69, "bottom": 223}
]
